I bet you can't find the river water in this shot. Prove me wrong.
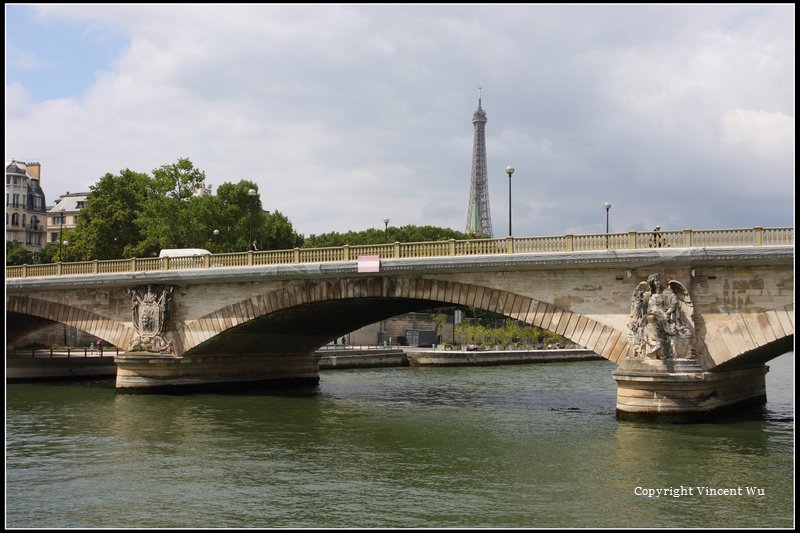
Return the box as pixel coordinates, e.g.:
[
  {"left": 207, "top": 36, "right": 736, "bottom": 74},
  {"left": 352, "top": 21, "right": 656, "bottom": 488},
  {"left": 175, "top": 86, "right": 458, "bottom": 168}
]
[{"left": 5, "top": 352, "right": 794, "bottom": 529}]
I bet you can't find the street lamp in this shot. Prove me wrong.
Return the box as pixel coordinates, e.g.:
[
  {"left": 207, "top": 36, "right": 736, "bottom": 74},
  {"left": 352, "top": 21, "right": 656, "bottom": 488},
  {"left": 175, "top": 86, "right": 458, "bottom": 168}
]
[
  {"left": 63, "top": 240, "right": 69, "bottom": 262},
  {"left": 506, "top": 165, "right": 515, "bottom": 252},
  {"left": 604, "top": 202, "right": 612, "bottom": 248},
  {"left": 58, "top": 206, "right": 65, "bottom": 260},
  {"left": 506, "top": 166, "right": 515, "bottom": 237},
  {"left": 213, "top": 229, "right": 220, "bottom": 252},
  {"left": 383, "top": 217, "right": 390, "bottom": 243},
  {"left": 248, "top": 188, "right": 257, "bottom": 246}
]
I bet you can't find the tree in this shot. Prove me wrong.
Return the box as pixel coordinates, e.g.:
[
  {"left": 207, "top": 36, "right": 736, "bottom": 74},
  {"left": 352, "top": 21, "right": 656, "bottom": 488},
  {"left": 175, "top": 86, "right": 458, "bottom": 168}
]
[
  {"left": 67, "top": 169, "right": 151, "bottom": 260},
  {"left": 135, "top": 158, "right": 209, "bottom": 254},
  {"left": 259, "top": 210, "right": 304, "bottom": 251},
  {"left": 173, "top": 179, "right": 304, "bottom": 253},
  {"left": 303, "top": 224, "right": 471, "bottom": 248},
  {"left": 431, "top": 312, "right": 447, "bottom": 344},
  {"left": 199, "top": 180, "right": 265, "bottom": 253},
  {"left": 37, "top": 242, "right": 58, "bottom": 264},
  {"left": 393, "top": 225, "right": 471, "bottom": 243},
  {"left": 5, "top": 241, "right": 33, "bottom": 265}
]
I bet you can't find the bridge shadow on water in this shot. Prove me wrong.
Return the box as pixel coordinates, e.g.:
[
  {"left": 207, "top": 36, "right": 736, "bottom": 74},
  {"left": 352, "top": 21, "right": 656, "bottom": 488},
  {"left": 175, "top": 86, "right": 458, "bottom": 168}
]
[
  {"left": 39, "top": 376, "right": 322, "bottom": 398},
  {"left": 29, "top": 360, "right": 794, "bottom": 424}
]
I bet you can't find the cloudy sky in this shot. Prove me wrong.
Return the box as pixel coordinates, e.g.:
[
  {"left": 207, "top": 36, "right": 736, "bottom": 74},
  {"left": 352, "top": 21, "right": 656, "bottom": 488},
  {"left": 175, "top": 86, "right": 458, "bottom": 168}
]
[{"left": 5, "top": 4, "right": 795, "bottom": 240}]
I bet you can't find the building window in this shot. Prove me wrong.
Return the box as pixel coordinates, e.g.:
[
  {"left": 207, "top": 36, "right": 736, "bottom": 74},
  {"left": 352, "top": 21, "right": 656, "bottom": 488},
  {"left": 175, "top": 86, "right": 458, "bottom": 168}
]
[
  {"left": 11, "top": 213, "right": 19, "bottom": 226},
  {"left": 51, "top": 232, "right": 59, "bottom": 242},
  {"left": 12, "top": 193, "right": 20, "bottom": 207}
]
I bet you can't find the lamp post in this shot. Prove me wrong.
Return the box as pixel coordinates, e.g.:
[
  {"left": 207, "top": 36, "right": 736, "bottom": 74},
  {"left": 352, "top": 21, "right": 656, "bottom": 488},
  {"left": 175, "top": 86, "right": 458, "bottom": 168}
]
[
  {"left": 213, "top": 229, "right": 220, "bottom": 252},
  {"left": 248, "top": 188, "right": 257, "bottom": 246},
  {"left": 604, "top": 202, "right": 612, "bottom": 248},
  {"left": 59, "top": 232, "right": 69, "bottom": 346},
  {"left": 383, "top": 217, "right": 390, "bottom": 243},
  {"left": 63, "top": 240, "right": 69, "bottom": 262},
  {"left": 506, "top": 165, "right": 515, "bottom": 252},
  {"left": 58, "top": 206, "right": 65, "bottom": 260},
  {"left": 506, "top": 166, "right": 515, "bottom": 237}
]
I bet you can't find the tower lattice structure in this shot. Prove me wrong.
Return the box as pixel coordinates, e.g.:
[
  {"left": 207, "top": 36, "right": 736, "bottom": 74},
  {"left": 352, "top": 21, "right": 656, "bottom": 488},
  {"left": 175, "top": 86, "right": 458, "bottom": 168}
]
[{"left": 465, "top": 98, "right": 493, "bottom": 237}]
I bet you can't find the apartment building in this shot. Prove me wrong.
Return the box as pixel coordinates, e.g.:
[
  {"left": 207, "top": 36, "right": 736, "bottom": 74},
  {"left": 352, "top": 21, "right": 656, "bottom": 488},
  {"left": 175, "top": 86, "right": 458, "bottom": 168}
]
[
  {"left": 5, "top": 160, "right": 47, "bottom": 259},
  {"left": 48, "top": 191, "right": 90, "bottom": 247}
]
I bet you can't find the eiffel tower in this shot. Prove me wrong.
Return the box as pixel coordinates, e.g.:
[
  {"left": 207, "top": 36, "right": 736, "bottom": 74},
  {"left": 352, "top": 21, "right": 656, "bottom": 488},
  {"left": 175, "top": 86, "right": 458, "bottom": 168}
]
[{"left": 465, "top": 95, "right": 492, "bottom": 237}]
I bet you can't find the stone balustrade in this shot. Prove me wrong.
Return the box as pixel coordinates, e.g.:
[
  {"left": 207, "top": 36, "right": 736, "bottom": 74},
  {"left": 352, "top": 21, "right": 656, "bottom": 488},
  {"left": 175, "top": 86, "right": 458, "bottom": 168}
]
[{"left": 6, "top": 226, "right": 793, "bottom": 279}]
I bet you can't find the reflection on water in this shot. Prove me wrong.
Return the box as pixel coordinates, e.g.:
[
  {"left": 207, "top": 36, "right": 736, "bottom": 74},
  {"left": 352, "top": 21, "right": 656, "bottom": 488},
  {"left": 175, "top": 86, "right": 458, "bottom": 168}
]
[{"left": 6, "top": 353, "right": 794, "bottom": 528}]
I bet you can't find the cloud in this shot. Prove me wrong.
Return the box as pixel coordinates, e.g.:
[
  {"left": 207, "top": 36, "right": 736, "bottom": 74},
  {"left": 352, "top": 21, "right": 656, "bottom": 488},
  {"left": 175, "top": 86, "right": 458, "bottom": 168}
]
[
  {"left": 5, "top": 4, "right": 794, "bottom": 239},
  {"left": 719, "top": 109, "right": 794, "bottom": 159},
  {"left": 6, "top": 44, "right": 41, "bottom": 70}
]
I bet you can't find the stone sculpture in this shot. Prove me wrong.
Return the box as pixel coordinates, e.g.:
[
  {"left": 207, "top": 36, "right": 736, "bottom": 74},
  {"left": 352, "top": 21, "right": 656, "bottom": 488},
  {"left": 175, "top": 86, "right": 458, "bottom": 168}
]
[
  {"left": 128, "top": 285, "right": 174, "bottom": 354},
  {"left": 627, "top": 273, "right": 694, "bottom": 360}
]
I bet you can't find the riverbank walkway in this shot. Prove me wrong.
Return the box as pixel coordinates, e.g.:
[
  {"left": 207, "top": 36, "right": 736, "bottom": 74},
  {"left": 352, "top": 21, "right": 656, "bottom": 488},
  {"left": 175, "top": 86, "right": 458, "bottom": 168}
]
[{"left": 7, "top": 345, "right": 601, "bottom": 381}]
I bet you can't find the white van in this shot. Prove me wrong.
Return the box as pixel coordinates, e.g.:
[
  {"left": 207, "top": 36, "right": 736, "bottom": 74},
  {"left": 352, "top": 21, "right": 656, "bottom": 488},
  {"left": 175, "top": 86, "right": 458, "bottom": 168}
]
[{"left": 158, "top": 248, "right": 211, "bottom": 258}]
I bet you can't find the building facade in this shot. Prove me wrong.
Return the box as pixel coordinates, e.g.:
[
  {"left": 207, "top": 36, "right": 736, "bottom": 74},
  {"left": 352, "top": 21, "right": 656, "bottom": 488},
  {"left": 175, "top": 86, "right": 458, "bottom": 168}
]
[
  {"left": 6, "top": 160, "right": 48, "bottom": 259},
  {"left": 48, "top": 192, "right": 90, "bottom": 250}
]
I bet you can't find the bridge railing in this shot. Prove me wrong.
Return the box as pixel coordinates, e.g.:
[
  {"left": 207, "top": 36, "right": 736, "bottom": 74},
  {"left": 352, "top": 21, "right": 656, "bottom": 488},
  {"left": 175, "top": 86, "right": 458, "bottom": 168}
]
[{"left": 6, "top": 226, "right": 793, "bottom": 279}]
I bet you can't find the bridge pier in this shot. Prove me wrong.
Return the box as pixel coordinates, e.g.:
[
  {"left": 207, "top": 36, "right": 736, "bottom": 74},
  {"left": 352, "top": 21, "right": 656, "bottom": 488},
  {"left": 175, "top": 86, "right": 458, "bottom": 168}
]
[
  {"left": 613, "top": 359, "right": 768, "bottom": 422},
  {"left": 114, "top": 352, "right": 322, "bottom": 393}
]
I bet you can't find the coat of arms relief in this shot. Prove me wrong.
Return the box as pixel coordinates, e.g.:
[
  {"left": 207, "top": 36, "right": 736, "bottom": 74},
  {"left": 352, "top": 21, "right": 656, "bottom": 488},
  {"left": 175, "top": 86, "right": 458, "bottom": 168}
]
[{"left": 128, "top": 285, "right": 175, "bottom": 354}]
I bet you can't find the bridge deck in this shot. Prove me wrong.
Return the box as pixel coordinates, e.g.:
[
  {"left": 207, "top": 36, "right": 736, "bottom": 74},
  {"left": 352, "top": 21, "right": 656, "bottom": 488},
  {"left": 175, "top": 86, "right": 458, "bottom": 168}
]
[{"left": 6, "top": 226, "right": 793, "bottom": 280}]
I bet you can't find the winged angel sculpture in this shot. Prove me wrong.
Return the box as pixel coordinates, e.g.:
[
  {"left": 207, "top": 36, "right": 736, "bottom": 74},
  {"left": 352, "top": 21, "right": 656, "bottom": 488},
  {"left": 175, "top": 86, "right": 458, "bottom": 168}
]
[{"left": 627, "top": 273, "right": 694, "bottom": 360}]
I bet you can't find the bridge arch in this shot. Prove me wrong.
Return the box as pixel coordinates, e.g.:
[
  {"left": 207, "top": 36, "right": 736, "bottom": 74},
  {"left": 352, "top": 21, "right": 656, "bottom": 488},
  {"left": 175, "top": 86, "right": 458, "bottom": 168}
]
[
  {"left": 179, "top": 276, "right": 630, "bottom": 363},
  {"left": 693, "top": 305, "right": 794, "bottom": 370},
  {"left": 6, "top": 295, "right": 135, "bottom": 349}
]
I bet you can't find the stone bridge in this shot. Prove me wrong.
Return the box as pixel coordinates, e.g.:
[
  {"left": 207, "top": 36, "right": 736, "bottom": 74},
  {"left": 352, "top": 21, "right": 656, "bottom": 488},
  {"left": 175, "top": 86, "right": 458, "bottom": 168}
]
[{"left": 5, "top": 235, "right": 794, "bottom": 421}]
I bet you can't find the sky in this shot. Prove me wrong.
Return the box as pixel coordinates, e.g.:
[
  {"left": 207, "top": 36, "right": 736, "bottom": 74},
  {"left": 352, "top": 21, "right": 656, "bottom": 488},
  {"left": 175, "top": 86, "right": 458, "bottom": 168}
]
[{"left": 5, "top": 4, "right": 795, "bottom": 240}]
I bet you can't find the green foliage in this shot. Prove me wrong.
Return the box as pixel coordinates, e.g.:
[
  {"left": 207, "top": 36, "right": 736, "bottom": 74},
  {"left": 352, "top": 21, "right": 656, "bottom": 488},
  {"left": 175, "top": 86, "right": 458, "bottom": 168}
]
[
  {"left": 37, "top": 242, "right": 58, "bottom": 264},
  {"left": 36, "top": 158, "right": 495, "bottom": 263},
  {"left": 259, "top": 210, "right": 304, "bottom": 251},
  {"left": 543, "top": 330, "right": 566, "bottom": 347},
  {"left": 303, "top": 224, "right": 471, "bottom": 248},
  {"left": 431, "top": 312, "right": 447, "bottom": 328},
  {"left": 69, "top": 169, "right": 151, "bottom": 260},
  {"left": 135, "top": 159, "right": 210, "bottom": 254},
  {"left": 195, "top": 182, "right": 303, "bottom": 253},
  {"left": 6, "top": 241, "right": 63, "bottom": 265},
  {"left": 194, "top": 180, "right": 258, "bottom": 253},
  {"left": 453, "top": 317, "right": 566, "bottom": 349},
  {"left": 5, "top": 241, "right": 33, "bottom": 265},
  {"left": 53, "top": 158, "right": 303, "bottom": 260}
]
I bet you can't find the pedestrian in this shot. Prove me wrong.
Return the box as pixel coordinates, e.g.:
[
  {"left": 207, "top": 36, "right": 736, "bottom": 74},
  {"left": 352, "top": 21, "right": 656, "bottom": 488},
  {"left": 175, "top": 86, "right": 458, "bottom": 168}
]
[
  {"left": 250, "top": 240, "right": 258, "bottom": 251},
  {"left": 97, "top": 338, "right": 103, "bottom": 354},
  {"left": 649, "top": 225, "right": 663, "bottom": 248}
]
